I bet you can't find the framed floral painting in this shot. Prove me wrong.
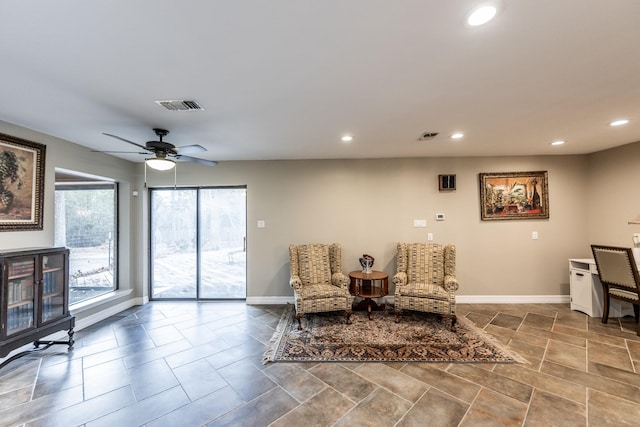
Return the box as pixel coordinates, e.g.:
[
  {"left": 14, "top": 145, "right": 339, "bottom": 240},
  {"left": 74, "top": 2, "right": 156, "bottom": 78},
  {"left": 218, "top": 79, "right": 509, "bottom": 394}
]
[{"left": 0, "top": 132, "right": 46, "bottom": 231}]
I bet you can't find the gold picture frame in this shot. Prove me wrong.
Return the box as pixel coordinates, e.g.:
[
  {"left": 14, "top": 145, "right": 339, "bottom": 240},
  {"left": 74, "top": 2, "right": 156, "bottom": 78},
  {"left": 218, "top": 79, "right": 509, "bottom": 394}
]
[
  {"left": 479, "top": 171, "right": 549, "bottom": 221},
  {"left": 0, "top": 132, "right": 46, "bottom": 231}
]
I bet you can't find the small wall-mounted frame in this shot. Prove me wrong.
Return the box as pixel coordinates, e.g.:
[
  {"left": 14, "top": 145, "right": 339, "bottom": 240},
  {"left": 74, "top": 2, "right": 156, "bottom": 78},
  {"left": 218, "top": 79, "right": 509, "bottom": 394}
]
[{"left": 439, "top": 174, "right": 456, "bottom": 191}]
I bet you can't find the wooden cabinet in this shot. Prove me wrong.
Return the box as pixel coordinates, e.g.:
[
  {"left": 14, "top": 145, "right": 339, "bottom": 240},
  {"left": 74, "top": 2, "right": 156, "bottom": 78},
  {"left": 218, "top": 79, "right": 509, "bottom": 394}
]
[
  {"left": 569, "top": 259, "right": 602, "bottom": 317},
  {"left": 1, "top": 247, "right": 74, "bottom": 358},
  {"left": 568, "top": 258, "right": 635, "bottom": 318}
]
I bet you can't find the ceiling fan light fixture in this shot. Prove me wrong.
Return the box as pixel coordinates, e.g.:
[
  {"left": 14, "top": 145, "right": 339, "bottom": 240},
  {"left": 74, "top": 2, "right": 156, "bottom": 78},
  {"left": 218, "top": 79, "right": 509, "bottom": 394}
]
[{"left": 145, "top": 158, "right": 176, "bottom": 171}]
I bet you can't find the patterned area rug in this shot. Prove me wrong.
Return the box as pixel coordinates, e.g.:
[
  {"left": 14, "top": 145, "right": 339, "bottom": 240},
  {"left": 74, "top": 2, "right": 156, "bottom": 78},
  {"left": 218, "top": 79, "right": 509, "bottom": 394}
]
[{"left": 263, "top": 305, "right": 527, "bottom": 364}]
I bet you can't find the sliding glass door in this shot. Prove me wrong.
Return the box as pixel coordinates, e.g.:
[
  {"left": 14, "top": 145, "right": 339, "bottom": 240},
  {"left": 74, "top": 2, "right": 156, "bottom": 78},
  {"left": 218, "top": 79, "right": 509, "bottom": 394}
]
[{"left": 150, "top": 187, "right": 246, "bottom": 299}]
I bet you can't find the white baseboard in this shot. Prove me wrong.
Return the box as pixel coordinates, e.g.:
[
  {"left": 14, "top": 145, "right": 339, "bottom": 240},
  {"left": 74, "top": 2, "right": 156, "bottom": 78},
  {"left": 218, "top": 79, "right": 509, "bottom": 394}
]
[
  {"left": 246, "top": 296, "right": 295, "bottom": 305},
  {"left": 248, "top": 295, "right": 570, "bottom": 305},
  {"left": 455, "top": 295, "right": 570, "bottom": 304}
]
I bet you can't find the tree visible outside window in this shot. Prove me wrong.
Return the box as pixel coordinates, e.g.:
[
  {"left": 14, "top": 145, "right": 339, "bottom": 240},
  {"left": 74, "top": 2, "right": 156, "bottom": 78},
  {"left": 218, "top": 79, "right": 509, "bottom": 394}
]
[{"left": 55, "top": 183, "right": 117, "bottom": 305}]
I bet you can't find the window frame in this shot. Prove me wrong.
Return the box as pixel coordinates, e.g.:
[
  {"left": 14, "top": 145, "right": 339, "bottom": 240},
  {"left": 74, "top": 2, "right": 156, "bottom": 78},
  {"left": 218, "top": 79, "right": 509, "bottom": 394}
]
[{"left": 54, "top": 181, "right": 119, "bottom": 306}]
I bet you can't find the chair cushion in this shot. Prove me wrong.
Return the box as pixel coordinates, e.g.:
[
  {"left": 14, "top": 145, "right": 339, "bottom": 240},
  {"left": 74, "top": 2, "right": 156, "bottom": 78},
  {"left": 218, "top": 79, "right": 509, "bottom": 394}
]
[
  {"left": 609, "top": 288, "right": 640, "bottom": 301},
  {"left": 297, "top": 283, "right": 348, "bottom": 300},
  {"left": 407, "top": 244, "right": 445, "bottom": 285},
  {"left": 297, "top": 244, "right": 332, "bottom": 286},
  {"left": 400, "top": 283, "right": 451, "bottom": 301}
]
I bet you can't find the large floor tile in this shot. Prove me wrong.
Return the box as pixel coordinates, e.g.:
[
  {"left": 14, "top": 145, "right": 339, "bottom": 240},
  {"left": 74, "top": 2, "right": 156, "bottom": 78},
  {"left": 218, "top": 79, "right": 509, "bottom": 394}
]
[
  {"left": 2, "top": 302, "right": 640, "bottom": 426},
  {"left": 397, "top": 388, "right": 468, "bottom": 427},
  {"left": 458, "top": 388, "right": 527, "bottom": 427},
  {"left": 333, "top": 388, "right": 413, "bottom": 427},
  {"left": 270, "top": 387, "right": 355, "bottom": 427}
]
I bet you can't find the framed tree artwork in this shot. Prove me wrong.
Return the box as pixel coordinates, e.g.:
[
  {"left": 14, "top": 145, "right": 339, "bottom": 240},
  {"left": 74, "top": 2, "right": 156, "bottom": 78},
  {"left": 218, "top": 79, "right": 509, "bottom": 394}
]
[
  {"left": 479, "top": 171, "right": 549, "bottom": 221},
  {"left": 0, "top": 132, "right": 46, "bottom": 231}
]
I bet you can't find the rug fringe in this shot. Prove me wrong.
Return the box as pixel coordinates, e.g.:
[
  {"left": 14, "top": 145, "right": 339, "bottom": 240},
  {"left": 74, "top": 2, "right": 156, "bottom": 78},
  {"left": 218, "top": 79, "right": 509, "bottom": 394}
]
[
  {"left": 457, "top": 317, "right": 530, "bottom": 365},
  {"left": 262, "top": 304, "right": 294, "bottom": 364}
]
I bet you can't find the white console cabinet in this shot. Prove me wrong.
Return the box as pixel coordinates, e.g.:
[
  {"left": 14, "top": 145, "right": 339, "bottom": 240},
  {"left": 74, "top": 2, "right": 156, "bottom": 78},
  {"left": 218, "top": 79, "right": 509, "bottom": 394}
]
[{"left": 569, "top": 258, "right": 634, "bottom": 317}]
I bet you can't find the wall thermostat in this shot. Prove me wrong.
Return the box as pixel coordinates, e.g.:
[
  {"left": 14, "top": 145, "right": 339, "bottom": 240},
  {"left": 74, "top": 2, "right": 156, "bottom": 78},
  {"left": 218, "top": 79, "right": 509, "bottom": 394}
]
[{"left": 435, "top": 213, "right": 445, "bottom": 221}]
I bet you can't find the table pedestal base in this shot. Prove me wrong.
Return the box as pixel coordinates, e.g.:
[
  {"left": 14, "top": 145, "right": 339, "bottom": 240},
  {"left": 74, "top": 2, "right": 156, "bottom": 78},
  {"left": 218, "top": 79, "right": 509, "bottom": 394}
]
[{"left": 353, "top": 298, "right": 385, "bottom": 320}]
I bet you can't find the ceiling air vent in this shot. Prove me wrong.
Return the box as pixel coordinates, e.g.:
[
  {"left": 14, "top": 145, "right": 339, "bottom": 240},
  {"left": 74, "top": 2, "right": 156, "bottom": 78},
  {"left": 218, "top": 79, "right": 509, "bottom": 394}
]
[
  {"left": 155, "top": 100, "right": 204, "bottom": 111},
  {"left": 418, "top": 132, "right": 439, "bottom": 141}
]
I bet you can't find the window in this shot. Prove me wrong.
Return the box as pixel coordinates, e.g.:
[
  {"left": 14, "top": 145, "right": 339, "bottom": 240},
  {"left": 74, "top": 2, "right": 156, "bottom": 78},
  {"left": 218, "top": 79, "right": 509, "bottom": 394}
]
[{"left": 54, "top": 182, "right": 118, "bottom": 305}]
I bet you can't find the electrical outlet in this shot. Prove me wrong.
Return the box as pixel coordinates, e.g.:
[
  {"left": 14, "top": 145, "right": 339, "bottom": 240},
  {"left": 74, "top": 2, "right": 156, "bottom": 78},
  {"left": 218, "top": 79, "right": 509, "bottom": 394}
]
[
  {"left": 427, "top": 232, "right": 434, "bottom": 241},
  {"left": 257, "top": 220, "right": 265, "bottom": 228},
  {"left": 532, "top": 231, "right": 538, "bottom": 240}
]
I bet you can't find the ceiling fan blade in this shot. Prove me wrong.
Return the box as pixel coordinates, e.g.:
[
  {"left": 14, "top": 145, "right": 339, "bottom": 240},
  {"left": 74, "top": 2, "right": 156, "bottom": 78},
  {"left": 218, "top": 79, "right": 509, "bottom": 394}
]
[
  {"left": 103, "top": 133, "right": 149, "bottom": 150},
  {"left": 173, "top": 144, "right": 207, "bottom": 154},
  {"left": 92, "top": 150, "right": 147, "bottom": 154},
  {"left": 177, "top": 155, "right": 219, "bottom": 167}
]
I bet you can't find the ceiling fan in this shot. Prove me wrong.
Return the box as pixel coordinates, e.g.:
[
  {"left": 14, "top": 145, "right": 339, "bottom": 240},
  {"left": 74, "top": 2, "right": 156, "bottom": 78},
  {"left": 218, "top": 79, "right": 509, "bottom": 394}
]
[{"left": 100, "top": 128, "right": 218, "bottom": 170}]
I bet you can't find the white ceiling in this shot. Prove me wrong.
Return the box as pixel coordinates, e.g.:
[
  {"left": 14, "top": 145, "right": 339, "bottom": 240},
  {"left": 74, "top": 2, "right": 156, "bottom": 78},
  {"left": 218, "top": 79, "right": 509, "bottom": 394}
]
[{"left": 1, "top": 0, "right": 639, "bottom": 165}]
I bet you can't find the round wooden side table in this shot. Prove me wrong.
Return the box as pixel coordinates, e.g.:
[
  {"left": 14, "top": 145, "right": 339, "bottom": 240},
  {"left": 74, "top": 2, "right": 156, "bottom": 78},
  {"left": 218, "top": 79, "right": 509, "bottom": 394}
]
[{"left": 348, "top": 270, "right": 389, "bottom": 320}]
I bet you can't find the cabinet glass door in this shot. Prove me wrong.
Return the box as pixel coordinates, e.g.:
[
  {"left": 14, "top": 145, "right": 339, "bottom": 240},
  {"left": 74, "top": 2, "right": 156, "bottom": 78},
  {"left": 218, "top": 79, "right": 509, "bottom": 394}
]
[
  {"left": 41, "top": 253, "right": 66, "bottom": 323},
  {"left": 6, "top": 258, "right": 36, "bottom": 335}
]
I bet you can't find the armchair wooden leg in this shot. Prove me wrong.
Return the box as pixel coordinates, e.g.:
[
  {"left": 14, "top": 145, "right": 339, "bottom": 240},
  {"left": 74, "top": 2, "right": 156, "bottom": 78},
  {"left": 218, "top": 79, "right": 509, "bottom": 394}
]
[
  {"left": 450, "top": 314, "right": 457, "bottom": 332},
  {"left": 346, "top": 310, "right": 353, "bottom": 325},
  {"left": 394, "top": 308, "right": 403, "bottom": 323},
  {"left": 296, "top": 313, "right": 304, "bottom": 330}
]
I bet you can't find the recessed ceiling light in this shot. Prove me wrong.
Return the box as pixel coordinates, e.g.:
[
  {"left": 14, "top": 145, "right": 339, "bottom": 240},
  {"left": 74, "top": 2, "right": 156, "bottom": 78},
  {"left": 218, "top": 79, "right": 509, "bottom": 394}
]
[
  {"left": 467, "top": 2, "right": 501, "bottom": 26},
  {"left": 551, "top": 140, "right": 565, "bottom": 146},
  {"left": 341, "top": 135, "right": 353, "bottom": 142},
  {"left": 610, "top": 119, "right": 629, "bottom": 127},
  {"left": 451, "top": 133, "right": 464, "bottom": 140}
]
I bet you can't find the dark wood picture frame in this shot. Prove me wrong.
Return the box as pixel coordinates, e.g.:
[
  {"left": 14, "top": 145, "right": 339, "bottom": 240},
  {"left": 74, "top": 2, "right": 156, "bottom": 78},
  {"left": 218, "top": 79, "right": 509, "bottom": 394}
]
[
  {"left": 0, "top": 132, "right": 46, "bottom": 231},
  {"left": 479, "top": 171, "right": 549, "bottom": 221}
]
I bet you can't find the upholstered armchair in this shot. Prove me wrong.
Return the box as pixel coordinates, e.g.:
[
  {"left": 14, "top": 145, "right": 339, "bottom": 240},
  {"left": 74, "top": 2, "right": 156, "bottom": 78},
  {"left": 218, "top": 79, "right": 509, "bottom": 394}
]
[
  {"left": 392, "top": 243, "right": 458, "bottom": 329},
  {"left": 289, "top": 243, "right": 353, "bottom": 329}
]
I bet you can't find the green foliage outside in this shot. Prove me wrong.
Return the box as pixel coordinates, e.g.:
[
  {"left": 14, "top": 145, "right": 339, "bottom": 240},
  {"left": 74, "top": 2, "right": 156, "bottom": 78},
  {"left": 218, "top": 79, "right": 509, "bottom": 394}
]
[{"left": 62, "top": 189, "right": 115, "bottom": 247}]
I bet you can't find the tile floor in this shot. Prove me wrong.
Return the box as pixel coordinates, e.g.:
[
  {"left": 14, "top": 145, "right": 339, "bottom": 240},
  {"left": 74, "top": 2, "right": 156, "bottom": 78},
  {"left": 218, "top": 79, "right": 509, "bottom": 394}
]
[{"left": 0, "top": 302, "right": 639, "bottom": 426}]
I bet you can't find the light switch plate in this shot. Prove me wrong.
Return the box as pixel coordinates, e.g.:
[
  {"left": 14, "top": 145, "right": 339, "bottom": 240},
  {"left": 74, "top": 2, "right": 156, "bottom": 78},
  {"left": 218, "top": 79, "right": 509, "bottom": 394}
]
[{"left": 257, "top": 220, "right": 265, "bottom": 228}]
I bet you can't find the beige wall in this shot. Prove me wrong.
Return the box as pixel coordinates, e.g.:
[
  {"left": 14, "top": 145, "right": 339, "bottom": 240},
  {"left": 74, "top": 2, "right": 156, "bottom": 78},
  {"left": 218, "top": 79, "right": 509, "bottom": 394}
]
[
  {"left": 587, "top": 141, "right": 640, "bottom": 247},
  {"left": 5, "top": 120, "right": 639, "bottom": 311},
  {"left": 147, "top": 155, "right": 589, "bottom": 299}
]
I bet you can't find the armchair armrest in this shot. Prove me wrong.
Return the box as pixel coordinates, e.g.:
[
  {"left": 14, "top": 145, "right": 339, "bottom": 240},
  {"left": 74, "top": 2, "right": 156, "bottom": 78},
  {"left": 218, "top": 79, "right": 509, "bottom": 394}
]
[
  {"left": 443, "top": 275, "right": 459, "bottom": 292},
  {"left": 392, "top": 272, "right": 407, "bottom": 287},
  {"left": 332, "top": 272, "right": 350, "bottom": 290},
  {"left": 290, "top": 275, "right": 302, "bottom": 290}
]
